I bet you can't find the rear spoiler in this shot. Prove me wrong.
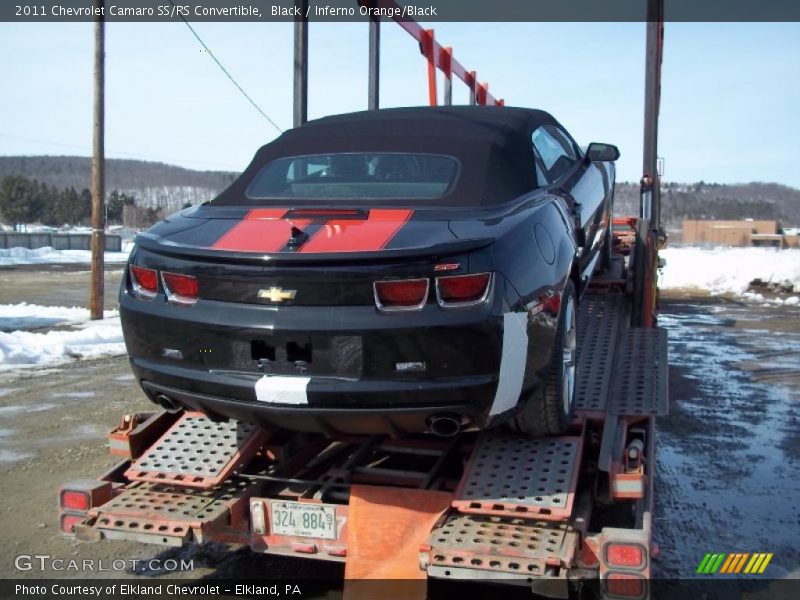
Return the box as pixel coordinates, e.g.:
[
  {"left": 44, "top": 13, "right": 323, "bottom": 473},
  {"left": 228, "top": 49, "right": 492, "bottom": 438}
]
[{"left": 134, "top": 233, "right": 494, "bottom": 265}]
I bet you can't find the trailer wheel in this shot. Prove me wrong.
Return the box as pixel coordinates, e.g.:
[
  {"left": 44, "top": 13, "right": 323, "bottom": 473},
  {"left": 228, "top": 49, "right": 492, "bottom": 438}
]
[{"left": 511, "top": 280, "right": 577, "bottom": 436}]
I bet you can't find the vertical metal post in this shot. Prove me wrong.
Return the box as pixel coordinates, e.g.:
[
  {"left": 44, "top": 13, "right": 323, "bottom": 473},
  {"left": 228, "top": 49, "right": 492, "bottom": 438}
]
[
  {"left": 368, "top": 13, "right": 380, "bottom": 110},
  {"left": 641, "top": 0, "right": 663, "bottom": 230},
  {"left": 637, "top": 0, "right": 664, "bottom": 328},
  {"left": 422, "top": 29, "right": 437, "bottom": 106},
  {"left": 476, "top": 82, "right": 488, "bottom": 106},
  {"left": 468, "top": 71, "right": 477, "bottom": 105},
  {"left": 442, "top": 47, "right": 453, "bottom": 105},
  {"left": 90, "top": 0, "right": 105, "bottom": 320},
  {"left": 293, "top": 0, "right": 309, "bottom": 127}
]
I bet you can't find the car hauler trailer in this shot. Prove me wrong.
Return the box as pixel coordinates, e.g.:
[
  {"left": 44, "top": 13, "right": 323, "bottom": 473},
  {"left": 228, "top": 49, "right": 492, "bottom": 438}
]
[
  {"left": 59, "top": 2, "right": 668, "bottom": 596},
  {"left": 57, "top": 217, "right": 667, "bottom": 599}
]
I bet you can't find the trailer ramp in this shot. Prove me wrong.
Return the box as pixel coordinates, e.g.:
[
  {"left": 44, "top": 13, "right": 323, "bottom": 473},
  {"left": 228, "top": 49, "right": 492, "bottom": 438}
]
[{"left": 61, "top": 264, "right": 667, "bottom": 599}]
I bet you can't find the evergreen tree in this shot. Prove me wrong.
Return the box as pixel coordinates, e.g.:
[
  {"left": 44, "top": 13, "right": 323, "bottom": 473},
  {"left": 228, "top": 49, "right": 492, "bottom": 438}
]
[
  {"left": 107, "top": 190, "right": 135, "bottom": 224},
  {"left": 0, "top": 175, "right": 44, "bottom": 229},
  {"left": 59, "top": 187, "right": 81, "bottom": 226},
  {"left": 78, "top": 188, "right": 92, "bottom": 224}
]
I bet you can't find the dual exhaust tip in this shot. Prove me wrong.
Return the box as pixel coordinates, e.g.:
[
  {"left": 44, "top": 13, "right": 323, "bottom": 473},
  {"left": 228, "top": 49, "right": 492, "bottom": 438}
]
[
  {"left": 427, "top": 413, "right": 465, "bottom": 437},
  {"left": 155, "top": 393, "right": 182, "bottom": 413}
]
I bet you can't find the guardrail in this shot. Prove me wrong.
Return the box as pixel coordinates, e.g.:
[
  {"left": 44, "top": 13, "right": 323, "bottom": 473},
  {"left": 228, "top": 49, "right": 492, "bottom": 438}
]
[{"left": 0, "top": 232, "right": 122, "bottom": 252}]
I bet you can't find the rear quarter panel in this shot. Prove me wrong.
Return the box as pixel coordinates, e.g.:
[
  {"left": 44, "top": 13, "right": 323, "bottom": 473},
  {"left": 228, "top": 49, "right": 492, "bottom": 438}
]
[{"left": 453, "top": 198, "right": 576, "bottom": 391}]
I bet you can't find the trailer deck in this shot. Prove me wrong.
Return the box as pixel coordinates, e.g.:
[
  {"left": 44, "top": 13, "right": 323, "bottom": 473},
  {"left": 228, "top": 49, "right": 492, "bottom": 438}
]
[{"left": 58, "top": 220, "right": 667, "bottom": 598}]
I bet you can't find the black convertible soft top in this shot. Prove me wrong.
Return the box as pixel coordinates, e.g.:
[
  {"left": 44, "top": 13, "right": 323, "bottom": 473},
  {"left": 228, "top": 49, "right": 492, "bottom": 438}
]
[{"left": 213, "top": 106, "right": 561, "bottom": 207}]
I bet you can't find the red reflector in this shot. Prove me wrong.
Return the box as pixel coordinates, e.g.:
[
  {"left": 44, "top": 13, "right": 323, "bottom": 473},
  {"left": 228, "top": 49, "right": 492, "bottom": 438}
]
[
  {"left": 130, "top": 265, "right": 158, "bottom": 294},
  {"left": 61, "top": 490, "right": 90, "bottom": 511},
  {"left": 606, "top": 573, "right": 644, "bottom": 597},
  {"left": 162, "top": 272, "right": 199, "bottom": 302},
  {"left": 325, "top": 545, "right": 347, "bottom": 557},
  {"left": 606, "top": 543, "right": 644, "bottom": 568},
  {"left": 436, "top": 272, "right": 491, "bottom": 305},
  {"left": 374, "top": 279, "right": 428, "bottom": 310},
  {"left": 60, "top": 513, "right": 85, "bottom": 534},
  {"left": 291, "top": 542, "right": 318, "bottom": 554}
]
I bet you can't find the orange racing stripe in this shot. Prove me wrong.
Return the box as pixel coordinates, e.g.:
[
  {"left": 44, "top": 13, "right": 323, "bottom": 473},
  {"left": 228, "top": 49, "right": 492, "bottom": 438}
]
[
  {"left": 299, "top": 209, "right": 413, "bottom": 253},
  {"left": 211, "top": 209, "right": 311, "bottom": 253}
]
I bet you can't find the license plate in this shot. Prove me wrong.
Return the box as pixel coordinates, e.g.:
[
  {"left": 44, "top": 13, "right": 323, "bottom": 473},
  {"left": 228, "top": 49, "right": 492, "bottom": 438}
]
[{"left": 270, "top": 501, "right": 337, "bottom": 540}]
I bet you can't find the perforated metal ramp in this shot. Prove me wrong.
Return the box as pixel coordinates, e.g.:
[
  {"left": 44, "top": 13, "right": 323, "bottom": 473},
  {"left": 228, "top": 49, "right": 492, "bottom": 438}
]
[
  {"left": 125, "top": 412, "right": 269, "bottom": 489},
  {"left": 608, "top": 327, "right": 668, "bottom": 416},
  {"left": 575, "top": 294, "right": 625, "bottom": 412},
  {"left": 591, "top": 255, "right": 626, "bottom": 284},
  {"left": 428, "top": 513, "right": 579, "bottom": 576},
  {"left": 452, "top": 434, "right": 582, "bottom": 521},
  {"left": 89, "top": 479, "right": 254, "bottom": 545}
]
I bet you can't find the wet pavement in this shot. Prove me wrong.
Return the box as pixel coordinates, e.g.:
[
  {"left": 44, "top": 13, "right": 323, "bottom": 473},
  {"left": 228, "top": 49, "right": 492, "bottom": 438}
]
[{"left": 654, "top": 297, "right": 800, "bottom": 579}]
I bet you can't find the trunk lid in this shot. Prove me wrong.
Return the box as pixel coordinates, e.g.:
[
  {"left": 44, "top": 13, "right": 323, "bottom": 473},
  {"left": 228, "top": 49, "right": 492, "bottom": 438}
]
[{"left": 135, "top": 206, "right": 493, "bottom": 307}]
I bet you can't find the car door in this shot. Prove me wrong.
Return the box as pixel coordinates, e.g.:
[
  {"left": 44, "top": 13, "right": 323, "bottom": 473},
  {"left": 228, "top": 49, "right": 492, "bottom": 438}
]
[{"left": 531, "top": 125, "right": 609, "bottom": 277}]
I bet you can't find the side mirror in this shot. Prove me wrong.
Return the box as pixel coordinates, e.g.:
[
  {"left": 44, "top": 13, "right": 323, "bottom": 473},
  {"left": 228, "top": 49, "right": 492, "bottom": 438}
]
[{"left": 585, "top": 142, "right": 620, "bottom": 162}]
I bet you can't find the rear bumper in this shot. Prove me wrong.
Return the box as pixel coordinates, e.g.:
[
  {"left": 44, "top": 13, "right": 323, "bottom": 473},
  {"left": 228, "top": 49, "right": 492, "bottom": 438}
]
[
  {"left": 134, "top": 364, "right": 496, "bottom": 435},
  {"left": 121, "top": 286, "right": 508, "bottom": 434}
]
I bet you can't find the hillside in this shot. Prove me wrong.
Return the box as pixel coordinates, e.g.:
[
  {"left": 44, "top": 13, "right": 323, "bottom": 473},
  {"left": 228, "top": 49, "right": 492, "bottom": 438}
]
[
  {"left": 1, "top": 156, "right": 798, "bottom": 230},
  {"left": 0, "top": 156, "right": 237, "bottom": 214},
  {"left": 614, "top": 181, "right": 800, "bottom": 231}
]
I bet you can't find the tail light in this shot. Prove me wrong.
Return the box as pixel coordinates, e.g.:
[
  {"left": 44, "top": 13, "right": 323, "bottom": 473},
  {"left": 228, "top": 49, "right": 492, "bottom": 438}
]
[
  {"left": 606, "top": 543, "right": 645, "bottom": 569},
  {"left": 60, "top": 513, "right": 85, "bottom": 535},
  {"left": 59, "top": 481, "right": 112, "bottom": 512},
  {"left": 162, "top": 272, "right": 199, "bottom": 305},
  {"left": 129, "top": 265, "right": 158, "bottom": 299},
  {"left": 373, "top": 278, "right": 429, "bottom": 311},
  {"left": 61, "top": 491, "right": 90, "bottom": 511},
  {"left": 605, "top": 573, "right": 645, "bottom": 598},
  {"left": 436, "top": 272, "right": 492, "bottom": 307}
]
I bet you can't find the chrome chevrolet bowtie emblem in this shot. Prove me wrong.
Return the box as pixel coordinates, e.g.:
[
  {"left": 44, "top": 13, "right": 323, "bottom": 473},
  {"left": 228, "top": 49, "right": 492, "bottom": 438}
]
[{"left": 258, "top": 287, "right": 297, "bottom": 302}]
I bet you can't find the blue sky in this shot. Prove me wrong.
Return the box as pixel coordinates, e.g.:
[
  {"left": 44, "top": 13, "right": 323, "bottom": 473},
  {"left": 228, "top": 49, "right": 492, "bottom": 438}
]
[{"left": 1, "top": 21, "right": 798, "bottom": 186}]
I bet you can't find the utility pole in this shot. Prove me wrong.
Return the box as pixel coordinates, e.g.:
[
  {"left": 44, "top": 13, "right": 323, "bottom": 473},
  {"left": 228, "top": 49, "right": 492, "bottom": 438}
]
[
  {"left": 293, "top": 0, "right": 309, "bottom": 127},
  {"left": 90, "top": 0, "right": 105, "bottom": 320}
]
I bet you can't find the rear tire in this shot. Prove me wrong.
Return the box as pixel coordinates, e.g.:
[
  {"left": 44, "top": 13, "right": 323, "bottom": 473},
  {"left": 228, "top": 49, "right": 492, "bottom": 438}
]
[{"left": 510, "top": 280, "right": 577, "bottom": 436}]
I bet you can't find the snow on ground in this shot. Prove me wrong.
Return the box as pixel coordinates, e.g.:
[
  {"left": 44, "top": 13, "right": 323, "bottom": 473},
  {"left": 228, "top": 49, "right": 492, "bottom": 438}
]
[
  {"left": 660, "top": 247, "right": 800, "bottom": 300},
  {"left": 0, "top": 245, "right": 131, "bottom": 266},
  {"left": 0, "top": 302, "right": 117, "bottom": 331},
  {"left": 0, "top": 308, "right": 125, "bottom": 371}
]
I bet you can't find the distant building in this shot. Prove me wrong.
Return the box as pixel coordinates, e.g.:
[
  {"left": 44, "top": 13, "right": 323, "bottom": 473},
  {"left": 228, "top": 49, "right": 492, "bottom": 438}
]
[{"left": 682, "top": 219, "right": 799, "bottom": 248}]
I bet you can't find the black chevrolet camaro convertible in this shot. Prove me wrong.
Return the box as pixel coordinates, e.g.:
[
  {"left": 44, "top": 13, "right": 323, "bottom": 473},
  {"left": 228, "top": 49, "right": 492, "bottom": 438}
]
[{"left": 121, "top": 106, "right": 618, "bottom": 437}]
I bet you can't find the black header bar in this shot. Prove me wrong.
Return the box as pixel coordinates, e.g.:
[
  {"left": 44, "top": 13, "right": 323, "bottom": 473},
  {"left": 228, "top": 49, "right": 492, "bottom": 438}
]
[{"left": 3, "top": 0, "right": 800, "bottom": 23}]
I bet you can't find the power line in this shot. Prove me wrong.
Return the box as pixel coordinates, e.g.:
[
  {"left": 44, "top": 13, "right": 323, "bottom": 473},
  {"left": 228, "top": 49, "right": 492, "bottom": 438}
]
[
  {"left": 170, "top": 0, "right": 284, "bottom": 134},
  {"left": 0, "top": 133, "right": 243, "bottom": 171}
]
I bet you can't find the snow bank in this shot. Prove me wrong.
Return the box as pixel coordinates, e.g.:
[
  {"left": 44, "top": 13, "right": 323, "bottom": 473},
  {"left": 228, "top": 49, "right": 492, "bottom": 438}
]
[
  {"left": 0, "top": 302, "right": 117, "bottom": 332},
  {"left": 0, "top": 311, "right": 125, "bottom": 371},
  {"left": 660, "top": 247, "right": 800, "bottom": 296},
  {"left": 0, "top": 246, "right": 130, "bottom": 266}
]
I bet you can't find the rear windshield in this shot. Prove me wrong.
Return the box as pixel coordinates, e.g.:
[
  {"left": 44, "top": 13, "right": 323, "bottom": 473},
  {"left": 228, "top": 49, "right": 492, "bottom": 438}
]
[{"left": 245, "top": 153, "right": 459, "bottom": 201}]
